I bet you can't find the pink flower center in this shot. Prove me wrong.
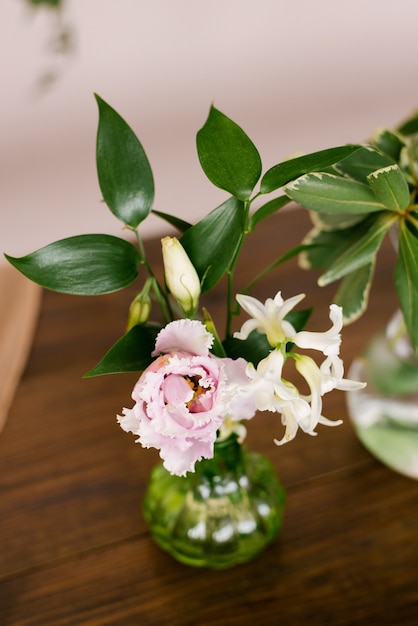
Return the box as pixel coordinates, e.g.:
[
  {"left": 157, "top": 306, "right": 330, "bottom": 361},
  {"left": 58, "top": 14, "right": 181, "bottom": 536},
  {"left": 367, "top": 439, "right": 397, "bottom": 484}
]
[
  {"left": 185, "top": 375, "right": 214, "bottom": 413},
  {"left": 161, "top": 373, "right": 214, "bottom": 414}
]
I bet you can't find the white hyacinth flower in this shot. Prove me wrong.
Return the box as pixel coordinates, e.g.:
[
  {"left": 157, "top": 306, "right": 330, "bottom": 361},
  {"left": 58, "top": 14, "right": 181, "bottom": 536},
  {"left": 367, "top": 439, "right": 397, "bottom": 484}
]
[
  {"left": 234, "top": 291, "right": 366, "bottom": 445},
  {"left": 235, "top": 291, "right": 305, "bottom": 347}
]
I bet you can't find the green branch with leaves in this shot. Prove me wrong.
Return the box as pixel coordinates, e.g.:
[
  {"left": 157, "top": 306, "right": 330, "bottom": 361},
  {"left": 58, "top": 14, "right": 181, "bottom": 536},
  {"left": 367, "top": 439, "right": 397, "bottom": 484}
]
[{"left": 9, "top": 94, "right": 416, "bottom": 382}]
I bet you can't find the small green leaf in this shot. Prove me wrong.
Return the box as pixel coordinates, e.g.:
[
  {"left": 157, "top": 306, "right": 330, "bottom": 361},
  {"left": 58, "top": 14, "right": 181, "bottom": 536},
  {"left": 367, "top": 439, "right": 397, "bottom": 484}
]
[
  {"left": 84, "top": 324, "right": 160, "bottom": 377},
  {"left": 180, "top": 196, "right": 245, "bottom": 292},
  {"left": 196, "top": 106, "right": 262, "bottom": 201},
  {"left": 284, "top": 172, "right": 386, "bottom": 215},
  {"left": 260, "top": 145, "right": 360, "bottom": 194},
  {"left": 371, "top": 128, "right": 405, "bottom": 162},
  {"left": 334, "top": 262, "right": 375, "bottom": 324},
  {"left": 152, "top": 210, "right": 192, "bottom": 233},
  {"left": 318, "top": 213, "right": 395, "bottom": 286},
  {"left": 397, "top": 109, "right": 418, "bottom": 136},
  {"left": 367, "top": 164, "right": 410, "bottom": 212},
  {"left": 223, "top": 329, "right": 271, "bottom": 366},
  {"left": 5, "top": 235, "right": 140, "bottom": 295},
  {"left": 203, "top": 308, "right": 227, "bottom": 358},
  {"left": 394, "top": 220, "right": 418, "bottom": 351},
  {"left": 95, "top": 94, "right": 154, "bottom": 227},
  {"left": 249, "top": 195, "right": 291, "bottom": 231},
  {"left": 334, "top": 145, "right": 395, "bottom": 183}
]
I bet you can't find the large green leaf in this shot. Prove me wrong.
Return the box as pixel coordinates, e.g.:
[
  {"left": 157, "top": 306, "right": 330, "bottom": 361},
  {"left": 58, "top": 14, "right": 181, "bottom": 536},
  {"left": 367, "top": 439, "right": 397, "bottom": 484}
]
[
  {"left": 334, "top": 262, "right": 375, "bottom": 324},
  {"left": 333, "top": 145, "right": 395, "bottom": 183},
  {"left": 95, "top": 94, "right": 154, "bottom": 227},
  {"left": 180, "top": 196, "right": 245, "bottom": 292},
  {"left": 84, "top": 324, "right": 160, "bottom": 377},
  {"left": 260, "top": 145, "right": 360, "bottom": 194},
  {"left": 5, "top": 234, "right": 140, "bottom": 295},
  {"left": 196, "top": 106, "right": 262, "bottom": 201},
  {"left": 394, "top": 220, "right": 418, "bottom": 351},
  {"left": 318, "top": 213, "right": 395, "bottom": 286},
  {"left": 367, "top": 164, "right": 410, "bottom": 212},
  {"left": 284, "top": 172, "right": 386, "bottom": 215}
]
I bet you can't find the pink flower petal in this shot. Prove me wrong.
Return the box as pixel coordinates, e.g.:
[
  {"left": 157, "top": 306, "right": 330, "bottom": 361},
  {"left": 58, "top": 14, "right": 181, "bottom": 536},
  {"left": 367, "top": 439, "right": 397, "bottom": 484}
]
[{"left": 153, "top": 319, "right": 213, "bottom": 356}]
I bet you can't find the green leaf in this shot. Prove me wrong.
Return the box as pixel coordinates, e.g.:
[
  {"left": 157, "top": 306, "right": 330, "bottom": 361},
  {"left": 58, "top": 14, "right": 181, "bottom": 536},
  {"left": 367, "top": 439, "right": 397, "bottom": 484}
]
[
  {"left": 95, "top": 94, "right": 154, "bottom": 228},
  {"left": 84, "top": 324, "right": 160, "bottom": 377},
  {"left": 333, "top": 145, "right": 395, "bottom": 183},
  {"left": 203, "top": 308, "right": 227, "bottom": 358},
  {"left": 248, "top": 195, "right": 291, "bottom": 231},
  {"left": 284, "top": 172, "right": 386, "bottom": 215},
  {"left": 309, "top": 211, "right": 366, "bottom": 232},
  {"left": 5, "top": 235, "right": 140, "bottom": 295},
  {"left": 299, "top": 220, "right": 366, "bottom": 271},
  {"left": 285, "top": 308, "right": 313, "bottom": 333},
  {"left": 397, "top": 109, "right": 418, "bottom": 136},
  {"left": 334, "top": 262, "right": 375, "bottom": 324},
  {"left": 260, "top": 145, "right": 360, "bottom": 194},
  {"left": 371, "top": 128, "right": 405, "bottom": 162},
  {"left": 152, "top": 210, "right": 192, "bottom": 233},
  {"left": 196, "top": 106, "right": 262, "bottom": 201},
  {"left": 367, "top": 165, "right": 410, "bottom": 212},
  {"left": 223, "top": 329, "right": 271, "bottom": 365},
  {"left": 318, "top": 213, "right": 395, "bottom": 286},
  {"left": 394, "top": 220, "right": 418, "bottom": 351},
  {"left": 180, "top": 196, "right": 245, "bottom": 292}
]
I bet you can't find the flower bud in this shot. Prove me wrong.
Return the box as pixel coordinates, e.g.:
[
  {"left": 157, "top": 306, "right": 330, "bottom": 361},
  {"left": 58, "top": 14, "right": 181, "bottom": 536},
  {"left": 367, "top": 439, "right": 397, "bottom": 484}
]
[
  {"left": 126, "top": 279, "right": 153, "bottom": 331},
  {"left": 161, "top": 236, "right": 200, "bottom": 316}
]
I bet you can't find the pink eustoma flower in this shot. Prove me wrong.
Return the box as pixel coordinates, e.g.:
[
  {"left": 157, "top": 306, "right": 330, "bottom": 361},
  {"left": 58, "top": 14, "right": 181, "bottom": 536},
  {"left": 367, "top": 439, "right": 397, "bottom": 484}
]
[{"left": 118, "top": 319, "right": 254, "bottom": 476}]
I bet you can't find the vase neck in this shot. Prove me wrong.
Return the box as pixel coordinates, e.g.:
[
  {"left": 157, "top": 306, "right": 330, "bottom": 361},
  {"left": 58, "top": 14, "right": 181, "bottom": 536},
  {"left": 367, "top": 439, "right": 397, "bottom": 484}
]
[{"left": 194, "top": 435, "right": 243, "bottom": 478}]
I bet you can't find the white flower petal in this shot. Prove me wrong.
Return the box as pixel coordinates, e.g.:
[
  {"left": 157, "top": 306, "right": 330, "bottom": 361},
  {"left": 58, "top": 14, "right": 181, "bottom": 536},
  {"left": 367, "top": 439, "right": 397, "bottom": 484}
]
[
  {"left": 293, "top": 304, "right": 343, "bottom": 356},
  {"left": 235, "top": 291, "right": 305, "bottom": 347}
]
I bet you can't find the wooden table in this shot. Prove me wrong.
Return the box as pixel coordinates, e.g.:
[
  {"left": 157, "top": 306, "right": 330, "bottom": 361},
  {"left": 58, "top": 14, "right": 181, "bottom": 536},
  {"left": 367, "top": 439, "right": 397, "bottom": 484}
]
[{"left": 1, "top": 208, "right": 418, "bottom": 625}]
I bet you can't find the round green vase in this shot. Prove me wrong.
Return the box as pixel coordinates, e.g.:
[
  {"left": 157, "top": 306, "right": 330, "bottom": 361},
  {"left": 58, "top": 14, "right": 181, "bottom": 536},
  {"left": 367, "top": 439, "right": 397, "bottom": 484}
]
[
  {"left": 142, "top": 435, "right": 285, "bottom": 569},
  {"left": 347, "top": 310, "right": 418, "bottom": 479}
]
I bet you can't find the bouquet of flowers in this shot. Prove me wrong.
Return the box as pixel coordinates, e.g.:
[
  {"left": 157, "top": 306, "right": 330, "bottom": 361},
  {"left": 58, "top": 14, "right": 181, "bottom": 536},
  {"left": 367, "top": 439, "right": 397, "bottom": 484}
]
[{"left": 5, "top": 96, "right": 367, "bottom": 477}]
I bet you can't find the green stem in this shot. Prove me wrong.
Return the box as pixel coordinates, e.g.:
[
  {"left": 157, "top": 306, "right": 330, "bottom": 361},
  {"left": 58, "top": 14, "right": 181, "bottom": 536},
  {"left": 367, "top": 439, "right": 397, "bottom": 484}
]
[
  {"left": 406, "top": 208, "right": 418, "bottom": 229},
  {"left": 241, "top": 244, "right": 313, "bottom": 296},
  {"left": 133, "top": 228, "right": 174, "bottom": 324},
  {"left": 225, "top": 200, "right": 252, "bottom": 337}
]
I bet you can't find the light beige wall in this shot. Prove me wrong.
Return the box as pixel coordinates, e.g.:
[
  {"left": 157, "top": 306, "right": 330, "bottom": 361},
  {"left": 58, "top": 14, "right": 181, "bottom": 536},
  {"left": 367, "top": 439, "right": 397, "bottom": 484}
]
[{"left": 2, "top": 0, "right": 418, "bottom": 259}]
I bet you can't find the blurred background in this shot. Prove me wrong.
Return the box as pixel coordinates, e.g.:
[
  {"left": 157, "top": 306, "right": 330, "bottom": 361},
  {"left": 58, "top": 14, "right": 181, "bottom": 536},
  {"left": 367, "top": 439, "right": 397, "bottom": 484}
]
[{"left": 2, "top": 0, "right": 418, "bottom": 259}]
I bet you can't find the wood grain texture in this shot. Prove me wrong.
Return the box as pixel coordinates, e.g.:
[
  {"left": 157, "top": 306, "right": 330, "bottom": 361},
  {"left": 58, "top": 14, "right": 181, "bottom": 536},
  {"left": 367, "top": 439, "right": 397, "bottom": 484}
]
[
  {"left": 0, "top": 266, "right": 41, "bottom": 433},
  {"left": 1, "top": 208, "right": 417, "bottom": 626}
]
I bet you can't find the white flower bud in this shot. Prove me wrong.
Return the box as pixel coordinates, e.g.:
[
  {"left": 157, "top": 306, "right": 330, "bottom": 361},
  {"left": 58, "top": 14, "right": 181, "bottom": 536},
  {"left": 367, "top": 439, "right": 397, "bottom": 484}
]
[{"left": 161, "top": 236, "right": 201, "bottom": 316}]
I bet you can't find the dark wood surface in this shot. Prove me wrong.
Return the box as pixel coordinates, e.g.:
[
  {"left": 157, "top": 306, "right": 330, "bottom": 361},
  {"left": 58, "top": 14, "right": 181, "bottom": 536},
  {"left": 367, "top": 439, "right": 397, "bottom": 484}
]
[{"left": 1, "top": 208, "right": 418, "bottom": 625}]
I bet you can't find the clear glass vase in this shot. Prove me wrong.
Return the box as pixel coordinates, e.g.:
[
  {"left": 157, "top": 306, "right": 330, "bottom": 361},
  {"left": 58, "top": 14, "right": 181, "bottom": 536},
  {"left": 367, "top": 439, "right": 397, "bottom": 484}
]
[
  {"left": 142, "top": 434, "right": 285, "bottom": 569},
  {"left": 347, "top": 310, "right": 418, "bottom": 479}
]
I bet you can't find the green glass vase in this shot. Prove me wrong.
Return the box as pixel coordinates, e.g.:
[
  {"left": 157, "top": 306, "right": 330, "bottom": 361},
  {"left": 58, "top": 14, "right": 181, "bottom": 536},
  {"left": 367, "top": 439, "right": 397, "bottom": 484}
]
[
  {"left": 347, "top": 310, "right": 418, "bottom": 479},
  {"left": 142, "top": 435, "right": 285, "bottom": 568}
]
